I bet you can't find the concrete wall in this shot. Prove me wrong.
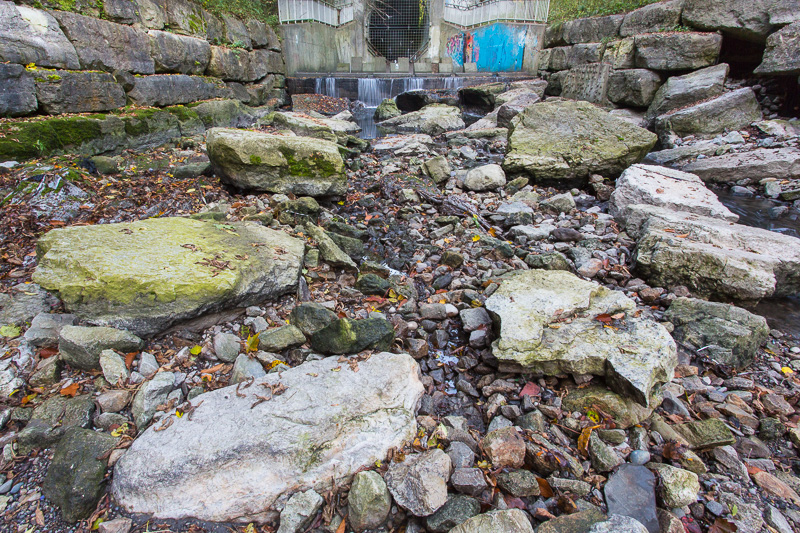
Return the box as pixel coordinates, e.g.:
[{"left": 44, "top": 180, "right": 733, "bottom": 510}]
[{"left": 279, "top": 0, "right": 545, "bottom": 75}]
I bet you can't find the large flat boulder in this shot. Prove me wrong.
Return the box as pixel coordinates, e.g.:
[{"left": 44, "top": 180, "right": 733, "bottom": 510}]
[
  {"left": 377, "top": 104, "right": 465, "bottom": 136},
  {"left": 607, "top": 69, "right": 662, "bottom": 108},
  {"left": 34, "top": 70, "right": 126, "bottom": 114},
  {"left": 754, "top": 22, "right": 800, "bottom": 76},
  {"left": 127, "top": 74, "right": 229, "bottom": 106},
  {"left": 681, "top": 147, "right": 800, "bottom": 184},
  {"left": 624, "top": 206, "right": 800, "bottom": 301},
  {"left": 270, "top": 111, "right": 360, "bottom": 144},
  {"left": 51, "top": 10, "right": 154, "bottom": 74},
  {"left": 682, "top": 0, "right": 774, "bottom": 42},
  {"left": 634, "top": 32, "right": 722, "bottom": 71},
  {"left": 609, "top": 164, "right": 738, "bottom": 223},
  {"left": 654, "top": 88, "right": 761, "bottom": 143},
  {"left": 0, "top": 1, "right": 79, "bottom": 69},
  {"left": 206, "top": 128, "right": 346, "bottom": 196},
  {"left": 32, "top": 217, "right": 304, "bottom": 337},
  {"left": 502, "top": 100, "right": 657, "bottom": 183},
  {"left": 111, "top": 352, "right": 423, "bottom": 523},
  {"left": 0, "top": 63, "right": 37, "bottom": 117},
  {"left": 646, "top": 64, "right": 729, "bottom": 122},
  {"left": 485, "top": 270, "right": 677, "bottom": 405},
  {"left": 562, "top": 14, "right": 623, "bottom": 44}
]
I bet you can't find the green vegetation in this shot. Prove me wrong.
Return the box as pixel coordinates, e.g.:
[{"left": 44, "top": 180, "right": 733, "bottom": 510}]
[
  {"left": 548, "top": 0, "right": 660, "bottom": 23},
  {"left": 201, "top": 0, "right": 278, "bottom": 26}
]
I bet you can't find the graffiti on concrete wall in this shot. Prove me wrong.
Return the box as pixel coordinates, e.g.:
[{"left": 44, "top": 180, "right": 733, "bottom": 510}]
[{"left": 445, "top": 23, "right": 529, "bottom": 71}]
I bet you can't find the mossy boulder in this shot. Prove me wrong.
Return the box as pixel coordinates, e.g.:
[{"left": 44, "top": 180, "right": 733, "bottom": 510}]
[
  {"left": 207, "top": 128, "right": 346, "bottom": 197},
  {"left": 503, "top": 100, "right": 657, "bottom": 183},
  {"left": 0, "top": 114, "right": 123, "bottom": 161},
  {"left": 270, "top": 111, "right": 360, "bottom": 145},
  {"left": 310, "top": 318, "right": 395, "bottom": 355},
  {"left": 374, "top": 99, "right": 402, "bottom": 121},
  {"left": 32, "top": 217, "right": 304, "bottom": 337},
  {"left": 563, "top": 386, "right": 655, "bottom": 429},
  {"left": 42, "top": 427, "right": 118, "bottom": 523},
  {"left": 377, "top": 104, "right": 465, "bottom": 136}
]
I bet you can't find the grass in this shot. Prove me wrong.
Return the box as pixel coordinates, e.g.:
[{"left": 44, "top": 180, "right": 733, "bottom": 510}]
[
  {"left": 201, "top": 0, "right": 279, "bottom": 26},
  {"left": 548, "top": 0, "right": 662, "bottom": 24}
]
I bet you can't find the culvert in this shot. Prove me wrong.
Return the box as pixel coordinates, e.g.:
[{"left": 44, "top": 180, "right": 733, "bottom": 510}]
[{"left": 366, "top": 0, "right": 430, "bottom": 61}]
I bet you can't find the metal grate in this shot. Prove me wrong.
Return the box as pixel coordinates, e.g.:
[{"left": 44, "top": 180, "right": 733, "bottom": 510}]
[
  {"left": 366, "top": 0, "right": 431, "bottom": 61},
  {"left": 443, "top": 0, "right": 550, "bottom": 28}
]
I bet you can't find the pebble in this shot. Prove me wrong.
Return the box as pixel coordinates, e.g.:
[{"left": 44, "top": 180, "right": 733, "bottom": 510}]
[{"left": 629, "top": 450, "right": 651, "bottom": 465}]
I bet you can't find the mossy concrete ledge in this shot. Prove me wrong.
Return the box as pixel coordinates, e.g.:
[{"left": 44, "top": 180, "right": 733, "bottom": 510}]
[
  {"left": 206, "top": 128, "right": 347, "bottom": 197},
  {"left": 32, "top": 217, "right": 305, "bottom": 337}
]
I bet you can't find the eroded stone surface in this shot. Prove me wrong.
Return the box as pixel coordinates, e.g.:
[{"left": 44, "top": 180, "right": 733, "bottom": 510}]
[{"left": 112, "top": 353, "right": 423, "bottom": 523}]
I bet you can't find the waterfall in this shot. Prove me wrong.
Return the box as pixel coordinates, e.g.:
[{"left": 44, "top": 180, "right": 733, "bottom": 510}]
[{"left": 315, "top": 77, "right": 338, "bottom": 98}]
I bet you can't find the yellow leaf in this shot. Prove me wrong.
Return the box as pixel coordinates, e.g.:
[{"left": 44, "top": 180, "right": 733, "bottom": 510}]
[
  {"left": 25, "top": 63, "right": 36, "bottom": 70},
  {"left": 186, "top": 188, "right": 196, "bottom": 193},
  {"left": 266, "top": 360, "right": 286, "bottom": 370},
  {"left": 577, "top": 427, "right": 593, "bottom": 458},
  {"left": 586, "top": 408, "right": 600, "bottom": 424},
  {"left": 111, "top": 423, "right": 129, "bottom": 437},
  {"left": 477, "top": 460, "right": 491, "bottom": 469},
  {"left": 176, "top": 410, "right": 184, "bottom": 418},
  {"left": 244, "top": 524, "right": 256, "bottom": 533},
  {"left": 337, "top": 201, "right": 344, "bottom": 205},
  {"left": 782, "top": 366, "right": 794, "bottom": 375},
  {"left": 472, "top": 235, "right": 480, "bottom": 242},
  {"left": 190, "top": 345, "right": 202, "bottom": 356},
  {"left": 375, "top": 460, "right": 382, "bottom": 468},
  {"left": 245, "top": 333, "right": 260, "bottom": 353},
  {"left": 488, "top": 227, "right": 498, "bottom": 237}
]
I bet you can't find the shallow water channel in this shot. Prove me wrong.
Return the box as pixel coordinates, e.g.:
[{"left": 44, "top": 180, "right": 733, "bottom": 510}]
[{"left": 715, "top": 188, "right": 800, "bottom": 337}]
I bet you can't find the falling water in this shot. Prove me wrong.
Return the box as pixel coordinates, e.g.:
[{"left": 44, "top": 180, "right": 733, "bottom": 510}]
[
  {"left": 353, "top": 76, "right": 465, "bottom": 106},
  {"left": 315, "top": 77, "right": 338, "bottom": 98}
]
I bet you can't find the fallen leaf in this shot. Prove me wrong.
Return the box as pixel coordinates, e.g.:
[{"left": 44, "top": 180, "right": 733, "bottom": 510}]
[
  {"left": 708, "top": 517, "right": 738, "bottom": 533},
  {"left": 190, "top": 345, "right": 202, "bottom": 356},
  {"left": 594, "top": 314, "right": 613, "bottom": 325},
  {"left": 537, "top": 477, "right": 554, "bottom": 498},
  {"left": 335, "top": 518, "right": 347, "bottom": 533},
  {"left": 39, "top": 347, "right": 58, "bottom": 359},
  {"left": 60, "top": 383, "right": 80, "bottom": 397},
  {"left": 577, "top": 427, "right": 593, "bottom": 458},
  {"left": 125, "top": 352, "right": 136, "bottom": 370},
  {"left": 0, "top": 324, "right": 21, "bottom": 338},
  {"left": 200, "top": 363, "right": 225, "bottom": 374},
  {"left": 245, "top": 333, "right": 260, "bottom": 353}
]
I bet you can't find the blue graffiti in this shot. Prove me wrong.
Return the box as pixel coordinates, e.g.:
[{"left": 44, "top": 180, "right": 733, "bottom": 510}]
[{"left": 469, "top": 23, "right": 528, "bottom": 72}]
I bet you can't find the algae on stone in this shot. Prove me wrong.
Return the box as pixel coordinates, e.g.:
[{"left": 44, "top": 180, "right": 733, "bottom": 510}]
[{"left": 33, "top": 217, "right": 304, "bottom": 336}]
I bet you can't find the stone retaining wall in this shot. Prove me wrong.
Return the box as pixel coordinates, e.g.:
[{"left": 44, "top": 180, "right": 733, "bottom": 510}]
[
  {"left": 538, "top": 0, "right": 798, "bottom": 111},
  {"left": 0, "top": 0, "right": 286, "bottom": 160}
]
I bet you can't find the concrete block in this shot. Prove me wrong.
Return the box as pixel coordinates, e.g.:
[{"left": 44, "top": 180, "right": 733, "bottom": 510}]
[
  {"left": 464, "top": 62, "right": 478, "bottom": 73},
  {"left": 337, "top": 63, "right": 350, "bottom": 72},
  {"left": 350, "top": 56, "right": 363, "bottom": 72}
]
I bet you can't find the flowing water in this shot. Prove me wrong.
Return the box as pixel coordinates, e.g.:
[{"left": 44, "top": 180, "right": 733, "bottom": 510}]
[{"left": 715, "top": 188, "right": 800, "bottom": 337}]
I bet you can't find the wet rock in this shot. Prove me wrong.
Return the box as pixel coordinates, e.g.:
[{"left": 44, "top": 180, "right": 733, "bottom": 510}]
[
  {"left": 0, "top": 64, "right": 35, "bottom": 117},
  {"left": 113, "top": 353, "right": 422, "bottom": 522},
  {"left": 306, "top": 224, "right": 357, "bottom": 270},
  {"left": 385, "top": 449, "right": 451, "bottom": 517},
  {"left": 0, "top": 283, "right": 59, "bottom": 326},
  {"left": 541, "top": 192, "right": 576, "bottom": 214},
  {"left": 309, "top": 317, "right": 394, "bottom": 355},
  {"left": 34, "top": 218, "right": 304, "bottom": 337},
  {"left": 609, "top": 164, "right": 737, "bottom": 223},
  {"left": 486, "top": 270, "right": 676, "bottom": 405},
  {"left": 503, "top": 100, "right": 656, "bottom": 183},
  {"left": 458, "top": 82, "right": 508, "bottom": 109},
  {"left": 464, "top": 164, "right": 506, "bottom": 192},
  {"left": 42, "top": 427, "right": 117, "bottom": 523},
  {"left": 665, "top": 298, "right": 769, "bottom": 368},
  {"left": 374, "top": 98, "right": 401, "bottom": 121},
  {"left": 17, "top": 394, "right": 94, "bottom": 453},
  {"left": 448, "top": 509, "right": 534, "bottom": 533},
  {"left": 719, "top": 493, "right": 763, "bottom": 533},
  {"left": 648, "top": 463, "right": 699, "bottom": 508},
  {"left": 654, "top": 88, "right": 761, "bottom": 143},
  {"left": 355, "top": 274, "right": 391, "bottom": 296},
  {"left": 58, "top": 326, "right": 142, "bottom": 371},
  {"left": 348, "top": 471, "right": 391, "bottom": 532},
  {"left": 131, "top": 371, "right": 174, "bottom": 428},
  {"left": 97, "top": 390, "right": 131, "bottom": 413},
  {"left": 271, "top": 112, "right": 360, "bottom": 144},
  {"left": 207, "top": 128, "right": 346, "bottom": 197},
  {"left": 752, "top": 470, "right": 800, "bottom": 505},
  {"left": 277, "top": 489, "right": 323, "bottom": 533},
  {"left": 482, "top": 427, "right": 526, "bottom": 468},
  {"left": 377, "top": 104, "right": 465, "bottom": 136},
  {"left": 425, "top": 495, "right": 480, "bottom": 532},
  {"left": 589, "top": 432, "right": 622, "bottom": 472},
  {"left": 603, "top": 464, "right": 660, "bottom": 533}
]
